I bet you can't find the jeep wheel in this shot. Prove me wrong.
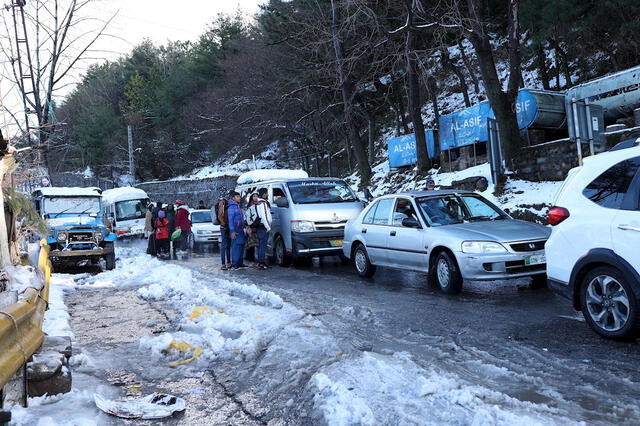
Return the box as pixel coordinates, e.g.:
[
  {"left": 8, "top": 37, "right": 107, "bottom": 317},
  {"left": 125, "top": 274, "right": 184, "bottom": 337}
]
[
  {"left": 274, "top": 236, "right": 292, "bottom": 267},
  {"left": 104, "top": 243, "right": 116, "bottom": 271},
  {"left": 353, "top": 244, "right": 376, "bottom": 278},
  {"left": 433, "top": 251, "right": 463, "bottom": 295},
  {"left": 581, "top": 266, "right": 640, "bottom": 340}
]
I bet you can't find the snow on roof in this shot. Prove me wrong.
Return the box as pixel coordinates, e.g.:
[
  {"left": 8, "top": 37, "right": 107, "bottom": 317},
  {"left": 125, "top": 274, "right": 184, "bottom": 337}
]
[
  {"left": 33, "top": 187, "right": 102, "bottom": 197},
  {"left": 237, "top": 169, "right": 309, "bottom": 185},
  {"left": 102, "top": 187, "right": 149, "bottom": 204}
]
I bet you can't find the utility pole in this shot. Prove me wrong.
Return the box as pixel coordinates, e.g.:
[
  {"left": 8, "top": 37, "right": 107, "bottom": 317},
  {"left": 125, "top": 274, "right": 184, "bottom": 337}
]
[{"left": 127, "top": 125, "right": 135, "bottom": 182}]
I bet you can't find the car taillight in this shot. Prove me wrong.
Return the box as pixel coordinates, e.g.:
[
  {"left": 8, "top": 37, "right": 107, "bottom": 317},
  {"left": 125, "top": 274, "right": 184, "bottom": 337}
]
[{"left": 548, "top": 206, "right": 570, "bottom": 226}]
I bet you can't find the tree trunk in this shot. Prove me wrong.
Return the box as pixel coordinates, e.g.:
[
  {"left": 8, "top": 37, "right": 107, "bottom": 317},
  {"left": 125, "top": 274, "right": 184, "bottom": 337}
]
[
  {"left": 427, "top": 76, "right": 440, "bottom": 158},
  {"left": 458, "top": 40, "right": 480, "bottom": 93},
  {"left": 405, "top": 8, "right": 431, "bottom": 174},
  {"left": 534, "top": 42, "right": 550, "bottom": 90},
  {"left": 331, "top": 0, "right": 371, "bottom": 186},
  {"left": 391, "top": 81, "right": 411, "bottom": 134},
  {"left": 440, "top": 47, "right": 471, "bottom": 107}
]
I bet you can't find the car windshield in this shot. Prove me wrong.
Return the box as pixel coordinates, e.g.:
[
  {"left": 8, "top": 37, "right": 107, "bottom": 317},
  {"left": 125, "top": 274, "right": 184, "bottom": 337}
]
[
  {"left": 115, "top": 199, "right": 148, "bottom": 221},
  {"left": 43, "top": 196, "right": 101, "bottom": 216},
  {"left": 191, "top": 211, "right": 212, "bottom": 223},
  {"left": 287, "top": 180, "right": 358, "bottom": 204},
  {"left": 416, "top": 194, "right": 506, "bottom": 226}
]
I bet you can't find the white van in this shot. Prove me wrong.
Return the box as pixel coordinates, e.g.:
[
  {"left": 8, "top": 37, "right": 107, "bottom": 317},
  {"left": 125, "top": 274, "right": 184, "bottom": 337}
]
[
  {"left": 102, "top": 187, "right": 150, "bottom": 238},
  {"left": 236, "top": 170, "right": 364, "bottom": 266}
]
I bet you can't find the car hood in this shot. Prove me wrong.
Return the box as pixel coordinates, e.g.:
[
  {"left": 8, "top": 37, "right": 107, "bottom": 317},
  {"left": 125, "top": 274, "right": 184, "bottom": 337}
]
[
  {"left": 192, "top": 222, "right": 220, "bottom": 231},
  {"left": 291, "top": 202, "right": 364, "bottom": 222},
  {"left": 47, "top": 214, "right": 102, "bottom": 229},
  {"left": 442, "top": 219, "right": 550, "bottom": 242}
]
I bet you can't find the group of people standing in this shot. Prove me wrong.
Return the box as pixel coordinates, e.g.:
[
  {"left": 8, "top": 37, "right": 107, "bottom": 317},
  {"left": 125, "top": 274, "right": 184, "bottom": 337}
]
[
  {"left": 144, "top": 200, "right": 192, "bottom": 258},
  {"left": 215, "top": 188, "right": 271, "bottom": 271}
]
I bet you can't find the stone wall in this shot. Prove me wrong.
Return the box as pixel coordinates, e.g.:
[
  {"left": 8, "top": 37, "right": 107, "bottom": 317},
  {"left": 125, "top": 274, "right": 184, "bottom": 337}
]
[
  {"left": 49, "top": 173, "right": 116, "bottom": 191},
  {"left": 136, "top": 176, "right": 237, "bottom": 208}
]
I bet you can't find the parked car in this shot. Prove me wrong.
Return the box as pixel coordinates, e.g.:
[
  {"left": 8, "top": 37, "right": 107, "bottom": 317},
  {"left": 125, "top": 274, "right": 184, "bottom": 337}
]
[
  {"left": 236, "top": 171, "right": 364, "bottom": 266},
  {"left": 32, "top": 187, "right": 117, "bottom": 271},
  {"left": 546, "top": 144, "right": 640, "bottom": 339},
  {"left": 342, "top": 190, "right": 550, "bottom": 294},
  {"left": 189, "top": 209, "right": 220, "bottom": 250}
]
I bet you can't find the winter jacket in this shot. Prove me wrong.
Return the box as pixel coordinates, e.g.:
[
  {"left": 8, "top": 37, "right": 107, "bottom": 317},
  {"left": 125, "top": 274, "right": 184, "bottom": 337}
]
[
  {"left": 227, "top": 200, "right": 245, "bottom": 237},
  {"left": 174, "top": 206, "right": 191, "bottom": 233},
  {"left": 155, "top": 218, "right": 170, "bottom": 240},
  {"left": 144, "top": 209, "right": 153, "bottom": 233},
  {"left": 167, "top": 210, "right": 175, "bottom": 234},
  {"left": 245, "top": 200, "right": 272, "bottom": 232},
  {"left": 216, "top": 198, "right": 228, "bottom": 227}
]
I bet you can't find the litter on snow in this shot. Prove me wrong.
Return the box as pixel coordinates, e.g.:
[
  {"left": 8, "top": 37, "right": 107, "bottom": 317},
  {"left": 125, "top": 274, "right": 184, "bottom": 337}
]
[
  {"left": 165, "top": 340, "right": 203, "bottom": 367},
  {"left": 93, "top": 392, "right": 186, "bottom": 420}
]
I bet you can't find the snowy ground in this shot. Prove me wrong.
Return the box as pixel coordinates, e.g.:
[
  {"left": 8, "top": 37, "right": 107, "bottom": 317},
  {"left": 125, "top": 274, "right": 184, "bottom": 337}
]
[{"left": 7, "top": 245, "right": 589, "bottom": 425}]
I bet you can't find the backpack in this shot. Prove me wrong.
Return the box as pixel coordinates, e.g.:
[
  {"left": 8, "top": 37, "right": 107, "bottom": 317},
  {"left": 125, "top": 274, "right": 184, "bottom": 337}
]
[
  {"left": 213, "top": 198, "right": 228, "bottom": 225},
  {"left": 247, "top": 202, "right": 265, "bottom": 229}
]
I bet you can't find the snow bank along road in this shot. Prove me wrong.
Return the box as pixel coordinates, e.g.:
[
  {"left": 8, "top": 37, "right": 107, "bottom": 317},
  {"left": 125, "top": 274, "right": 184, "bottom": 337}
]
[{"left": 12, "top": 246, "right": 640, "bottom": 425}]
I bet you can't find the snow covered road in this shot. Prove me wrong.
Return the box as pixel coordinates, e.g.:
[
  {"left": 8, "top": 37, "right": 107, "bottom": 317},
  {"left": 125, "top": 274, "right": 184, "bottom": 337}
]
[{"left": 11, "top": 245, "right": 640, "bottom": 425}]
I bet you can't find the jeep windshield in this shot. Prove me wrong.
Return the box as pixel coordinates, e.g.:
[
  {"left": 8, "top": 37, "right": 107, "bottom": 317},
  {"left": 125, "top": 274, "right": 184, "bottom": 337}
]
[
  {"left": 416, "top": 194, "right": 507, "bottom": 226},
  {"left": 287, "top": 181, "right": 358, "bottom": 204},
  {"left": 44, "top": 196, "right": 101, "bottom": 216}
]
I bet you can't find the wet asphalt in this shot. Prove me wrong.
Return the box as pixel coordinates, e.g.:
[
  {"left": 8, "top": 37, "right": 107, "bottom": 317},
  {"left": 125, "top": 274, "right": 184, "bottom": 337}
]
[{"left": 177, "top": 246, "right": 640, "bottom": 425}]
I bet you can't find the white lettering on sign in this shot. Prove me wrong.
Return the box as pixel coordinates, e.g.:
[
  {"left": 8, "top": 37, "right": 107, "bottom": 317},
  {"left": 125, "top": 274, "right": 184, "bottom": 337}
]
[
  {"left": 451, "top": 115, "right": 482, "bottom": 131},
  {"left": 515, "top": 99, "right": 531, "bottom": 114}
]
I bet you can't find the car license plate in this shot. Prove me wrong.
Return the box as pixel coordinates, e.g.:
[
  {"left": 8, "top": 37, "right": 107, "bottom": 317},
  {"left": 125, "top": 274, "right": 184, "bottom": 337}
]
[
  {"left": 525, "top": 254, "right": 546, "bottom": 265},
  {"left": 330, "top": 239, "right": 343, "bottom": 247}
]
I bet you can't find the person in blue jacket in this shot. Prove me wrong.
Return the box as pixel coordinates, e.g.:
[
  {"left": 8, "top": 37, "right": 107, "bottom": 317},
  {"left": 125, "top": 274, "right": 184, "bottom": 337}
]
[{"left": 227, "top": 191, "right": 247, "bottom": 269}]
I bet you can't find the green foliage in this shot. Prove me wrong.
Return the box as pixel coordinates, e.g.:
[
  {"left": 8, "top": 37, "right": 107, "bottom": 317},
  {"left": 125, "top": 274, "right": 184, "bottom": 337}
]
[{"left": 4, "top": 188, "right": 47, "bottom": 235}]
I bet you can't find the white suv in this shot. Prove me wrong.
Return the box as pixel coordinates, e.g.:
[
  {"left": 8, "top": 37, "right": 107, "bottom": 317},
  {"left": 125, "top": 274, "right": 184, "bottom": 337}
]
[{"left": 546, "top": 143, "right": 640, "bottom": 340}]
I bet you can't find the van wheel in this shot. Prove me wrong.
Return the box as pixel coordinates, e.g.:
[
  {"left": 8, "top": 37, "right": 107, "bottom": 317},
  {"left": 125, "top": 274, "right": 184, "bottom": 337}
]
[
  {"left": 433, "top": 251, "right": 463, "bottom": 294},
  {"left": 580, "top": 266, "right": 640, "bottom": 340},
  {"left": 353, "top": 245, "right": 376, "bottom": 278},
  {"left": 274, "top": 236, "right": 292, "bottom": 267}
]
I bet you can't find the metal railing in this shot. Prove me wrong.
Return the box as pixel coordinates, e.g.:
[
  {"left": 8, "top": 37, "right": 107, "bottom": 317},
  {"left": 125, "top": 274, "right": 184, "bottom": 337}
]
[{"left": 0, "top": 241, "right": 51, "bottom": 388}]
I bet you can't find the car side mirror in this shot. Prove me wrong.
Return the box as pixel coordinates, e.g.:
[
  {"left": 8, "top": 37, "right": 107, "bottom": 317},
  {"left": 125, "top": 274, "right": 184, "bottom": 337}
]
[
  {"left": 275, "top": 197, "right": 289, "bottom": 208},
  {"left": 402, "top": 217, "right": 420, "bottom": 228}
]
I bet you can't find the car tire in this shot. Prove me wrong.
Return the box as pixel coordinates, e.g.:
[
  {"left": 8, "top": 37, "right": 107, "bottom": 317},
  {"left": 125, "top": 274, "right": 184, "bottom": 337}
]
[
  {"left": 433, "top": 251, "right": 463, "bottom": 295},
  {"left": 530, "top": 274, "right": 548, "bottom": 289},
  {"left": 353, "top": 244, "right": 376, "bottom": 278},
  {"left": 274, "top": 236, "right": 292, "bottom": 267},
  {"left": 580, "top": 266, "right": 640, "bottom": 340}
]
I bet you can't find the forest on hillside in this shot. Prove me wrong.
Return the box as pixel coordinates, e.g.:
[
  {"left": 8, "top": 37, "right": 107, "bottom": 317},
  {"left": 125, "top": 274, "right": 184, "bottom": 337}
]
[{"left": 52, "top": 0, "right": 640, "bottom": 183}]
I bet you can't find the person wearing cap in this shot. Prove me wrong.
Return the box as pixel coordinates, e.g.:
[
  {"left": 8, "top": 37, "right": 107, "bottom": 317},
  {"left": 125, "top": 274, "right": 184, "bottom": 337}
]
[
  {"left": 426, "top": 178, "right": 436, "bottom": 191},
  {"left": 174, "top": 200, "right": 192, "bottom": 254},
  {"left": 227, "top": 191, "right": 247, "bottom": 269}
]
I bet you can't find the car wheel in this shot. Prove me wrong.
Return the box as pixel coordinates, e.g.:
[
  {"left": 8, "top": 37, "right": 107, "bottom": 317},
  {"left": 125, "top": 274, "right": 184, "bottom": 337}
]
[
  {"left": 274, "top": 236, "right": 292, "bottom": 267},
  {"left": 353, "top": 244, "right": 376, "bottom": 278},
  {"left": 434, "top": 251, "right": 463, "bottom": 294},
  {"left": 530, "top": 274, "right": 548, "bottom": 289},
  {"left": 580, "top": 266, "right": 640, "bottom": 340}
]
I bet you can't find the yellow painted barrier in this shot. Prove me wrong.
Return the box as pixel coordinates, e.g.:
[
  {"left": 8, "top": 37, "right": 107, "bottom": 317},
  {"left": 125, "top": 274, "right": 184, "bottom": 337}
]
[{"left": 0, "top": 240, "right": 51, "bottom": 388}]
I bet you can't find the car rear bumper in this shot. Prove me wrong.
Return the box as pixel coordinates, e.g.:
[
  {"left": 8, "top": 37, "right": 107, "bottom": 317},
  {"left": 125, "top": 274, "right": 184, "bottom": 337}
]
[{"left": 457, "top": 251, "right": 546, "bottom": 280}]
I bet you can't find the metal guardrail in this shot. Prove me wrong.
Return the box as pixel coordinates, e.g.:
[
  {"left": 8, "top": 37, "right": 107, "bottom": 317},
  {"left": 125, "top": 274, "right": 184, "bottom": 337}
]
[{"left": 0, "top": 241, "right": 51, "bottom": 388}]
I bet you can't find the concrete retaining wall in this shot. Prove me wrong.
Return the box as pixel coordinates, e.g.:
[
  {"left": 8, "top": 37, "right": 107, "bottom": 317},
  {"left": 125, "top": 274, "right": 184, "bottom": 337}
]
[{"left": 136, "top": 176, "right": 237, "bottom": 208}]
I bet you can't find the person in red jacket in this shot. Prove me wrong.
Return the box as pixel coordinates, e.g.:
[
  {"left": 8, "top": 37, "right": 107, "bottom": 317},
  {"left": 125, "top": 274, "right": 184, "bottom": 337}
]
[
  {"left": 174, "top": 200, "right": 192, "bottom": 253},
  {"left": 155, "top": 210, "right": 170, "bottom": 258}
]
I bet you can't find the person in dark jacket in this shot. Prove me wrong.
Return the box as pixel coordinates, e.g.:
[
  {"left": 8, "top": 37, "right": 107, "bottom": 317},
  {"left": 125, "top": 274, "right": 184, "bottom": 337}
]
[
  {"left": 174, "top": 200, "right": 192, "bottom": 253},
  {"left": 198, "top": 200, "right": 206, "bottom": 209},
  {"left": 215, "top": 194, "right": 231, "bottom": 270},
  {"left": 227, "top": 191, "right": 246, "bottom": 269}
]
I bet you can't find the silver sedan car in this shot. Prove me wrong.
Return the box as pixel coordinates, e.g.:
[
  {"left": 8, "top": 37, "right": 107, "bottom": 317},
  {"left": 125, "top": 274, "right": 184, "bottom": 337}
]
[{"left": 342, "top": 190, "right": 551, "bottom": 294}]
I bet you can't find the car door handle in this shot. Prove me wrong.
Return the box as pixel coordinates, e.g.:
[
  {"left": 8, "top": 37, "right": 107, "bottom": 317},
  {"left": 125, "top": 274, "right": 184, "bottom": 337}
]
[
  {"left": 361, "top": 228, "right": 367, "bottom": 234},
  {"left": 618, "top": 224, "right": 640, "bottom": 232},
  {"left": 390, "top": 231, "right": 396, "bottom": 236}
]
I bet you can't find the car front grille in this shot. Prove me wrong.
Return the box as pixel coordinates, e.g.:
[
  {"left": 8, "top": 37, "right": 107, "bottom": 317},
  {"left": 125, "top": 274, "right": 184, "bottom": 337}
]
[
  {"left": 509, "top": 240, "right": 546, "bottom": 252},
  {"left": 68, "top": 232, "right": 93, "bottom": 242},
  {"left": 314, "top": 221, "right": 347, "bottom": 231}
]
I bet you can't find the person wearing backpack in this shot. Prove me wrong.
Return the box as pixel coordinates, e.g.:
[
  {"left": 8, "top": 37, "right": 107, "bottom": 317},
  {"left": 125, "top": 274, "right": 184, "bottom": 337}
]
[
  {"left": 247, "top": 188, "right": 272, "bottom": 270},
  {"left": 214, "top": 193, "right": 232, "bottom": 270}
]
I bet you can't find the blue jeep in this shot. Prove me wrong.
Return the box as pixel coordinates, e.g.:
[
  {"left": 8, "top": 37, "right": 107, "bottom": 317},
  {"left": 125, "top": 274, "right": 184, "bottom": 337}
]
[{"left": 32, "top": 187, "right": 117, "bottom": 270}]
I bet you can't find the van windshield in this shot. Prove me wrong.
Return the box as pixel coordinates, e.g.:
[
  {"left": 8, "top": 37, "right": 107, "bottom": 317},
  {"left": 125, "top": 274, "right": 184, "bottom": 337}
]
[
  {"left": 115, "top": 199, "right": 148, "bottom": 221},
  {"left": 44, "top": 196, "right": 101, "bottom": 216},
  {"left": 287, "top": 181, "right": 358, "bottom": 204}
]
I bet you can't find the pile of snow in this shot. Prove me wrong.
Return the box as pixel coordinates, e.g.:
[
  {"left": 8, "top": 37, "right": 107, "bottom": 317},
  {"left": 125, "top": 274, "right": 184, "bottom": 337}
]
[
  {"left": 237, "top": 169, "right": 308, "bottom": 185},
  {"left": 4, "top": 264, "right": 43, "bottom": 296},
  {"left": 32, "top": 187, "right": 102, "bottom": 197}
]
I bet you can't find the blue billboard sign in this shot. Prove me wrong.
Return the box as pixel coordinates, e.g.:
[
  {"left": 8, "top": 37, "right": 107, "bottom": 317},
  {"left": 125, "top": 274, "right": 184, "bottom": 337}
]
[
  {"left": 439, "top": 89, "right": 538, "bottom": 150},
  {"left": 387, "top": 130, "right": 436, "bottom": 168}
]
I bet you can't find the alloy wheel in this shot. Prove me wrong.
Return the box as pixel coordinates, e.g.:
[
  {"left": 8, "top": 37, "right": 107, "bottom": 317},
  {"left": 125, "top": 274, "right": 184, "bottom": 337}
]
[
  {"left": 585, "top": 275, "right": 630, "bottom": 332},
  {"left": 276, "top": 239, "right": 284, "bottom": 264},
  {"left": 355, "top": 249, "right": 367, "bottom": 273}
]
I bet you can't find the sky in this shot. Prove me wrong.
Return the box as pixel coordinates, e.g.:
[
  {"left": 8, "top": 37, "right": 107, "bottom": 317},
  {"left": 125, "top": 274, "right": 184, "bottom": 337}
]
[{"left": 0, "top": 0, "right": 262, "bottom": 138}]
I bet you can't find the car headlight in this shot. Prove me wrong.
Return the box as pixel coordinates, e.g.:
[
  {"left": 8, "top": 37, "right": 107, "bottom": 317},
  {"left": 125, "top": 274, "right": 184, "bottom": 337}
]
[
  {"left": 56, "top": 232, "right": 67, "bottom": 242},
  {"left": 197, "top": 230, "right": 206, "bottom": 234},
  {"left": 95, "top": 232, "right": 103, "bottom": 242},
  {"left": 291, "top": 220, "right": 315, "bottom": 233},
  {"left": 461, "top": 241, "right": 507, "bottom": 254}
]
